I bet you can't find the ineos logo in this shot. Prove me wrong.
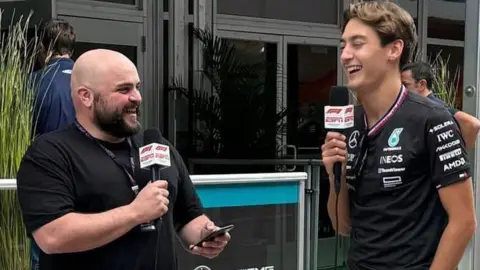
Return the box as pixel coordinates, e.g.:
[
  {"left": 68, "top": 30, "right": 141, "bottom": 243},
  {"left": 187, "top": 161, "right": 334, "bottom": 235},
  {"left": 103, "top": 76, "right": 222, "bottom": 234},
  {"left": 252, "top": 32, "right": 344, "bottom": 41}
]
[{"left": 380, "top": 155, "right": 403, "bottom": 164}]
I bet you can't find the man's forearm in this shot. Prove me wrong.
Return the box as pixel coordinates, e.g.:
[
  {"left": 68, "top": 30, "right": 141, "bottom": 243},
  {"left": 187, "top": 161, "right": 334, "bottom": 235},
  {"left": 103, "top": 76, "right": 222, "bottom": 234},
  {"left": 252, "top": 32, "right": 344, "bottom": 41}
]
[
  {"left": 327, "top": 175, "right": 351, "bottom": 236},
  {"left": 34, "top": 204, "right": 140, "bottom": 254},
  {"left": 430, "top": 220, "right": 476, "bottom": 270}
]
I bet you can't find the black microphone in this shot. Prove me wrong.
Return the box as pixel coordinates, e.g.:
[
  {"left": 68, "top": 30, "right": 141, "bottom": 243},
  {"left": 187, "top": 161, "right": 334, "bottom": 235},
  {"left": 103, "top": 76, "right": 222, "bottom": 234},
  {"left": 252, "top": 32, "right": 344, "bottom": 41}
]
[
  {"left": 326, "top": 86, "right": 352, "bottom": 194},
  {"left": 139, "top": 128, "right": 171, "bottom": 232}
]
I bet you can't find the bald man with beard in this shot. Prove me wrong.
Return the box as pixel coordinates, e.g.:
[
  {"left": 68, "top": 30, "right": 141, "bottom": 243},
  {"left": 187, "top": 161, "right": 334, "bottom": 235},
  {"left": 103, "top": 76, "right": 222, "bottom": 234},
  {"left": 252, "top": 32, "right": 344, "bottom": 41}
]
[{"left": 16, "top": 49, "right": 230, "bottom": 270}]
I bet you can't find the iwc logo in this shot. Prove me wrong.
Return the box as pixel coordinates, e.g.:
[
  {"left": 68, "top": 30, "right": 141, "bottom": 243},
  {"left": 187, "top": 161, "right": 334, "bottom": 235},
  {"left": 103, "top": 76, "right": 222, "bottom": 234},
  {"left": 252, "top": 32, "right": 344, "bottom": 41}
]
[
  {"left": 388, "top": 128, "right": 403, "bottom": 147},
  {"left": 194, "top": 266, "right": 211, "bottom": 270}
]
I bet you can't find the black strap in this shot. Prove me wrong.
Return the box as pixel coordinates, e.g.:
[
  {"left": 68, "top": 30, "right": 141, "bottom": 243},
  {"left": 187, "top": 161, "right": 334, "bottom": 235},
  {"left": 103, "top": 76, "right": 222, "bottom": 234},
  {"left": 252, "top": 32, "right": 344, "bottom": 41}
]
[{"left": 74, "top": 120, "right": 140, "bottom": 196}]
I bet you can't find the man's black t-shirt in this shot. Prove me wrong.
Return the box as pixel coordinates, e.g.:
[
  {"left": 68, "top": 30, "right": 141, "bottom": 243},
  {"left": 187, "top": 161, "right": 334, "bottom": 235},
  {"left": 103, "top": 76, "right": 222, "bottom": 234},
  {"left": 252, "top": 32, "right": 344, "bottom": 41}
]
[
  {"left": 16, "top": 125, "right": 204, "bottom": 270},
  {"left": 344, "top": 87, "right": 471, "bottom": 269}
]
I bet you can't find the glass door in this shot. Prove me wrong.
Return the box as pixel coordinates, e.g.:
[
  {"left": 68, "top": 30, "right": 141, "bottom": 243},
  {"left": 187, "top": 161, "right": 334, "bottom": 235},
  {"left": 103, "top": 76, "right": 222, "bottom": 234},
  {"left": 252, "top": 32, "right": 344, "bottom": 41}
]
[
  {"left": 56, "top": 15, "right": 147, "bottom": 125},
  {"left": 282, "top": 35, "right": 344, "bottom": 270},
  {"left": 282, "top": 36, "right": 340, "bottom": 159},
  {"left": 186, "top": 30, "right": 284, "bottom": 173}
]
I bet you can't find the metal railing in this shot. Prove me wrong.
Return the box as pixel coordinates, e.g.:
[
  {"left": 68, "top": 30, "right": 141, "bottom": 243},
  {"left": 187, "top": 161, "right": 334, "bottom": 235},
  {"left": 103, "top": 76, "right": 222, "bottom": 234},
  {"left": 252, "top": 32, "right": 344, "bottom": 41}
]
[{"left": 187, "top": 158, "right": 344, "bottom": 270}]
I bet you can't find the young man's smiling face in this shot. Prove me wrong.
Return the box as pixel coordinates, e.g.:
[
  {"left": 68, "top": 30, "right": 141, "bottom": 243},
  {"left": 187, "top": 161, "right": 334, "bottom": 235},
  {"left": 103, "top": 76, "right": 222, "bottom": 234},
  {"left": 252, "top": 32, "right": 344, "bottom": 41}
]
[{"left": 340, "top": 18, "right": 403, "bottom": 92}]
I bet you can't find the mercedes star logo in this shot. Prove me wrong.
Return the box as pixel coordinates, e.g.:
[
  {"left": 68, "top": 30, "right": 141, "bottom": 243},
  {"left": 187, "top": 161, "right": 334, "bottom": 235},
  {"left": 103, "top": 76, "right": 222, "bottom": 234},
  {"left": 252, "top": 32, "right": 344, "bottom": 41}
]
[
  {"left": 194, "top": 266, "right": 211, "bottom": 270},
  {"left": 348, "top": 130, "right": 360, "bottom": 149}
]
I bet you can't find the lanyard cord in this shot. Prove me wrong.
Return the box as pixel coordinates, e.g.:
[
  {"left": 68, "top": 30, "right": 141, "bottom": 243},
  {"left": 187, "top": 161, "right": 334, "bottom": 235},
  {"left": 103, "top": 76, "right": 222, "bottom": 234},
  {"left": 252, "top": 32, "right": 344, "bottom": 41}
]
[{"left": 74, "top": 121, "right": 140, "bottom": 196}]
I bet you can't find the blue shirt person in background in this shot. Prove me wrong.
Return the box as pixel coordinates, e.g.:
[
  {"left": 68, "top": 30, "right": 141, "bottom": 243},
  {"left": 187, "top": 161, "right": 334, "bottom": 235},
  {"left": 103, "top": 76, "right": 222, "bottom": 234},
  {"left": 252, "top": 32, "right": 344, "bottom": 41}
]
[
  {"left": 29, "top": 18, "right": 76, "bottom": 270},
  {"left": 31, "top": 19, "right": 76, "bottom": 138},
  {"left": 401, "top": 61, "right": 480, "bottom": 150}
]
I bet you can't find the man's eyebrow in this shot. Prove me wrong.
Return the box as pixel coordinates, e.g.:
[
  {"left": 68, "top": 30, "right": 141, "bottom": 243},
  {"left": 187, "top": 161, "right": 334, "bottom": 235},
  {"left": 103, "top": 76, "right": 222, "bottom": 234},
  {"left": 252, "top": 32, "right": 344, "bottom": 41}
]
[
  {"left": 340, "top": 35, "right": 367, "bottom": 43},
  {"left": 115, "top": 82, "right": 141, "bottom": 89}
]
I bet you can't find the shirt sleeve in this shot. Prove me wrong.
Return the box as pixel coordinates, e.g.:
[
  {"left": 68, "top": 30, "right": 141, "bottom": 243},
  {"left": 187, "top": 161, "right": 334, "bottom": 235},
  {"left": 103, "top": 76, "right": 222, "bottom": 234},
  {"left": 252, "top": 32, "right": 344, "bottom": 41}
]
[
  {"left": 446, "top": 106, "right": 458, "bottom": 116},
  {"left": 16, "top": 137, "right": 75, "bottom": 235},
  {"left": 170, "top": 145, "right": 204, "bottom": 231},
  {"left": 426, "top": 107, "right": 471, "bottom": 189}
]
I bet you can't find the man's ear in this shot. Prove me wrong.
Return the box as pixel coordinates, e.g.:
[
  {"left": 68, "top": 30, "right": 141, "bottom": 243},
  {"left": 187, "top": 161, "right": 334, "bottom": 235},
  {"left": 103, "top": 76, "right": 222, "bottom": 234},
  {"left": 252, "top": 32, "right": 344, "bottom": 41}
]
[
  {"left": 388, "top": 39, "right": 404, "bottom": 62},
  {"left": 77, "top": 87, "right": 94, "bottom": 108},
  {"left": 419, "top": 79, "right": 428, "bottom": 91}
]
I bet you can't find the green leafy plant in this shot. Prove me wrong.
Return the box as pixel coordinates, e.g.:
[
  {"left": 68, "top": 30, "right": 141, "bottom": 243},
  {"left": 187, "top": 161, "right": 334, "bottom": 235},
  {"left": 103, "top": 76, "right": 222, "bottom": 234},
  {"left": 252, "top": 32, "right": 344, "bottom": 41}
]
[
  {"left": 169, "top": 28, "right": 288, "bottom": 172},
  {"left": 410, "top": 44, "right": 461, "bottom": 108},
  {"left": 429, "top": 52, "right": 461, "bottom": 108},
  {"left": 0, "top": 10, "right": 41, "bottom": 270}
]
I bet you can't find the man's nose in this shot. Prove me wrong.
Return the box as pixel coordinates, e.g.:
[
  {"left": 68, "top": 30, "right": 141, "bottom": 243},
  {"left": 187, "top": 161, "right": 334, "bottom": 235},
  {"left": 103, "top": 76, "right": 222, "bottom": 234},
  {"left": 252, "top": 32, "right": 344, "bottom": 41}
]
[
  {"left": 130, "top": 89, "right": 142, "bottom": 103},
  {"left": 340, "top": 45, "right": 353, "bottom": 63}
]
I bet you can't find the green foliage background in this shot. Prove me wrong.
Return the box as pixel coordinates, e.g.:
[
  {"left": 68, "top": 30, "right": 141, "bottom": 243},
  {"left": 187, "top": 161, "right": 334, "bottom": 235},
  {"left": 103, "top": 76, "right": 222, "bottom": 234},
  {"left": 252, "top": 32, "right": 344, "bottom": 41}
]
[{"left": 0, "top": 11, "right": 40, "bottom": 270}]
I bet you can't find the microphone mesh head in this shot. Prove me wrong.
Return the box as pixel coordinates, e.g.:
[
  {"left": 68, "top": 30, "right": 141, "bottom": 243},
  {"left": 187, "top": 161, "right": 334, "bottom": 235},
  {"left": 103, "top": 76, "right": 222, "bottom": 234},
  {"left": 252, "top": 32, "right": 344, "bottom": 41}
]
[
  {"left": 143, "top": 128, "right": 162, "bottom": 145},
  {"left": 329, "top": 86, "right": 350, "bottom": 106}
]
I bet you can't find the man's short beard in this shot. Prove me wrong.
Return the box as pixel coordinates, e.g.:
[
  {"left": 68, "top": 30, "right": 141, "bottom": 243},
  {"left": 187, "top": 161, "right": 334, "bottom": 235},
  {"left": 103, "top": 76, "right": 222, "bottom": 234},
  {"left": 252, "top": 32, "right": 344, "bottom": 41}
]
[{"left": 93, "top": 93, "right": 141, "bottom": 139}]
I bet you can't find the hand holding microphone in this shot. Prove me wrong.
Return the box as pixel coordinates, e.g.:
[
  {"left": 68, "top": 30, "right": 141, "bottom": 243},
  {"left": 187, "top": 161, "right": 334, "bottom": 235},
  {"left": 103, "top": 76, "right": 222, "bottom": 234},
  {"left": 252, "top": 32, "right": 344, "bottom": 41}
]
[
  {"left": 322, "top": 132, "right": 348, "bottom": 183},
  {"left": 322, "top": 86, "right": 353, "bottom": 194},
  {"left": 131, "top": 180, "right": 170, "bottom": 224}
]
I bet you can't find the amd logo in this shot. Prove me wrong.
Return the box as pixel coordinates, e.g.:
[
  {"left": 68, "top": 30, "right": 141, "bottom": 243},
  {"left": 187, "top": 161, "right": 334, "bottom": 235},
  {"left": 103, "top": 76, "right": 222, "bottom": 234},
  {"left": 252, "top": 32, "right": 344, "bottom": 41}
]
[
  {"left": 444, "top": 157, "right": 466, "bottom": 172},
  {"left": 436, "top": 129, "right": 454, "bottom": 142},
  {"left": 380, "top": 155, "right": 403, "bottom": 164}
]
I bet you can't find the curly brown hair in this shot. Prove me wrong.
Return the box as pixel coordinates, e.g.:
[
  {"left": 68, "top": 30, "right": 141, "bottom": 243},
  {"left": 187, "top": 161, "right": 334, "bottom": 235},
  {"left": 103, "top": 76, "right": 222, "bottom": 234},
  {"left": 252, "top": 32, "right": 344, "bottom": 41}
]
[{"left": 343, "top": 0, "right": 418, "bottom": 69}]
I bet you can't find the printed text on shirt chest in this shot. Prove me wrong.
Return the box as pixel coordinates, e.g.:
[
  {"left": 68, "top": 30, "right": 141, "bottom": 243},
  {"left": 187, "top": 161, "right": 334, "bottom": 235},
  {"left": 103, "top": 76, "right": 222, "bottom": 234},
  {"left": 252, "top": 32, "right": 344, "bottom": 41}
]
[{"left": 346, "top": 127, "right": 408, "bottom": 189}]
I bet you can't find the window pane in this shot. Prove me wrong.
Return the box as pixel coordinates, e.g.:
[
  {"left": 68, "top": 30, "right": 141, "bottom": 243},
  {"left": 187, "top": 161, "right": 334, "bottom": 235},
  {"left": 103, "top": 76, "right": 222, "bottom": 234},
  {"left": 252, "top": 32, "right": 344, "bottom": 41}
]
[
  {"left": 397, "top": 0, "right": 418, "bottom": 29},
  {"left": 217, "top": 0, "right": 338, "bottom": 25},
  {"left": 187, "top": 38, "right": 279, "bottom": 174},
  {"left": 287, "top": 44, "right": 337, "bottom": 156},
  {"left": 71, "top": 42, "right": 137, "bottom": 65},
  {"left": 92, "top": 0, "right": 136, "bottom": 5},
  {"left": 428, "top": 0, "right": 465, "bottom": 41},
  {"left": 426, "top": 44, "right": 464, "bottom": 109}
]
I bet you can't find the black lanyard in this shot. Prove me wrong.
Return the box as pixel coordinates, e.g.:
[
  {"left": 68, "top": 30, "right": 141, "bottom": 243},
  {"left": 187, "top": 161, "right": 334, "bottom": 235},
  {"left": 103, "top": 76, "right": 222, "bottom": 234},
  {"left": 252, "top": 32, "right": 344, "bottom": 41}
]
[{"left": 74, "top": 121, "right": 140, "bottom": 196}]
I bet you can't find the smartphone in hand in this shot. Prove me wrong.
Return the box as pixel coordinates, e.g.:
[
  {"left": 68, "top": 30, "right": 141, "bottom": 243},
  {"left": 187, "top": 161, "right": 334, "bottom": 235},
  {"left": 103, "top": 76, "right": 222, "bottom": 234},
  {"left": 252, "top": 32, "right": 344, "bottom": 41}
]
[{"left": 191, "top": 224, "right": 234, "bottom": 249}]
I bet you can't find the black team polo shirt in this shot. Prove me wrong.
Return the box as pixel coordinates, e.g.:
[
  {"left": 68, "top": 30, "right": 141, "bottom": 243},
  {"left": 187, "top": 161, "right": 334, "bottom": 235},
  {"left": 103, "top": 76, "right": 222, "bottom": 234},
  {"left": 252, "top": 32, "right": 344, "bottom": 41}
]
[{"left": 343, "top": 86, "right": 470, "bottom": 270}]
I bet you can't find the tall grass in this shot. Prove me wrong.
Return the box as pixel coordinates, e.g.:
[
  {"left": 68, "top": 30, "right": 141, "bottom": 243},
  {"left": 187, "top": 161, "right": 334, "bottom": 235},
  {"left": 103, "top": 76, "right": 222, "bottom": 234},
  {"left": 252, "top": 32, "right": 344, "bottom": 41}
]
[
  {"left": 429, "top": 52, "right": 461, "bottom": 108},
  {"left": 0, "top": 10, "right": 41, "bottom": 270}
]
